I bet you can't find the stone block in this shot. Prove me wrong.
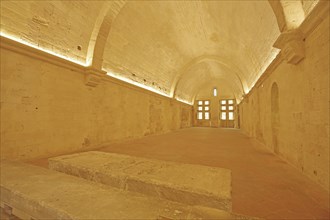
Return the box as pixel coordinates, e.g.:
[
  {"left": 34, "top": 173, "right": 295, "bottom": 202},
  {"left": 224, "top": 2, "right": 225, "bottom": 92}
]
[
  {"left": 49, "top": 151, "right": 232, "bottom": 211},
  {"left": 1, "top": 161, "right": 257, "bottom": 220}
]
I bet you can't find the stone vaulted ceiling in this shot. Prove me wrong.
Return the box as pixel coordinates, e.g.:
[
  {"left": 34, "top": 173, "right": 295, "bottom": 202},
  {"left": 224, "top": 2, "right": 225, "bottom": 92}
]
[{"left": 1, "top": 0, "right": 315, "bottom": 103}]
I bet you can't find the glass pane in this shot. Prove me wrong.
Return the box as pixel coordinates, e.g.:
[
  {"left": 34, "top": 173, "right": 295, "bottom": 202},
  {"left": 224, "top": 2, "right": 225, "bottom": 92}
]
[
  {"left": 228, "top": 106, "right": 234, "bottom": 110},
  {"left": 205, "top": 106, "right": 209, "bottom": 111},
  {"left": 221, "top": 106, "right": 226, "bottom": 110},
  {"left": 221, "top": 100, "right": 226, "bottom": 105},
  {"left": 198, "top": 101, "right": 203, "bottom": 105},
  {"left": 198, "top": 112, "right": 203, "bottom": 120},
  {"left": 228, "top": 100, "right": 234, "bottom": 104},
  {"left": 205, "top": 112, "right": 210, "bottom": 120},
  {"left": 221, "top": 112, "right": 226, "bottom": 120},
  {"left": 204, "top": 100, "right": 209, "bottom": 105},
  {"left": 198, "top": 106, "right": 203, "bottom": 111},
  {"left": 229, "top": 112, "right": 234, "bottom": 120},
  {"left": 213, "top": 88, "right": 217, "bottom": 97}
]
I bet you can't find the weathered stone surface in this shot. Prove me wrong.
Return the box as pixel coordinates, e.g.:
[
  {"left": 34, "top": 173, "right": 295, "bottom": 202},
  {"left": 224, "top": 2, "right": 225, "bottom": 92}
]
[
  {"left": 1, "top": 161, "right": 257, "bottom": 220},
  {"left": 0, "top": 39, "right": 193, "bottom": 161},
  {"left": 49, "top": 151, "right": 232, "bottom": 211},
  {"left": 239, "top": 11, "right": 329, "bottom": 191}
]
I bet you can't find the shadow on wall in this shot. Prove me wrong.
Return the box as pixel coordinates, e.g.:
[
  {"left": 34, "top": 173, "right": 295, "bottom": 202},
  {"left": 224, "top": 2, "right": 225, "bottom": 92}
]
[{"left": 271, "top": 82, "right": 280, "bottom": 154}]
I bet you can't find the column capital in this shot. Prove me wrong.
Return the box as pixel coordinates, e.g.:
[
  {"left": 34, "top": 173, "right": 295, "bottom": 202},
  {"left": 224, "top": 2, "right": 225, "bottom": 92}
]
[
  {"left": 273, "top": 29, "right": 305, "bottom": 65},
  {"left": 84, "top": 67, "right": 107, "bottom": 87}
]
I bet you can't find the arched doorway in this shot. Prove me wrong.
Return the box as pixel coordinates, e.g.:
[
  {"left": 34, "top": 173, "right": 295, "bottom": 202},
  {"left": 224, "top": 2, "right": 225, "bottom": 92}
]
[{"left": 271, "top": 82, "right": 280, "bottom": 154}]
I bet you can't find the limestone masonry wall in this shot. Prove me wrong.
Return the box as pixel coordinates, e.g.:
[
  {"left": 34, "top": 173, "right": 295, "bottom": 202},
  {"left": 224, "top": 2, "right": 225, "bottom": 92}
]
[
  {"left": 239, "top": 14, "right": 329, "bottom": 191},
  {"left": 0, "top": 45, "right": 192, "bottom": 161}
]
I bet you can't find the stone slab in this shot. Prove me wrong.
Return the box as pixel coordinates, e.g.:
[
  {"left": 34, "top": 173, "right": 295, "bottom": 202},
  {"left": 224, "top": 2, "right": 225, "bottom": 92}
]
[
  {"left": 48, "top": 151, "right": 232, "bottom": 211},
  {"left": 1, "top": 161, "right": 257, "bottom": 220}
]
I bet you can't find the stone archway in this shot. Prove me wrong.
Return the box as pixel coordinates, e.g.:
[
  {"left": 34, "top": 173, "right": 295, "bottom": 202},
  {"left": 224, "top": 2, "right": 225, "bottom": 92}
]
[{"left": 271, "top": 82, "right": 280, "bottom": 154}]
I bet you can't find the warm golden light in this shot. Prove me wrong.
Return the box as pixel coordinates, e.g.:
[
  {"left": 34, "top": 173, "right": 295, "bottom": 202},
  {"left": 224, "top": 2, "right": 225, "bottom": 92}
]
[{"left": 0, "top": 32, "right": 88, "bottom": 67}]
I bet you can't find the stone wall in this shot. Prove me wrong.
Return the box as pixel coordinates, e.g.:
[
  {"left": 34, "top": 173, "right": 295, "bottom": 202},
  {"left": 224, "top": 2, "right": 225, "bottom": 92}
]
[
  {"left": 239, "top": 14, "right": 329, "bottom": 191},
  {"left": 0, "top": 41, "right": 192, "bottom": 161}
]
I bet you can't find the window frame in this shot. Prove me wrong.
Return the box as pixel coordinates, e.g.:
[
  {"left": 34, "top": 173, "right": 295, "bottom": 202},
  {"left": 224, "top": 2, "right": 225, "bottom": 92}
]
[
  {"left": 220, "top": 99, "right": 235, "bottom": 121},
  {"left": 197, "top": 100, "right": 211, "bottom": 120}
]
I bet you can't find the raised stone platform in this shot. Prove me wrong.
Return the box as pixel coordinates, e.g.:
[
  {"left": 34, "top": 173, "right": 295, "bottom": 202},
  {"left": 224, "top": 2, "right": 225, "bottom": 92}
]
[
  {"left": 1, "top": 161, "right": 258, "bottom": 220},
  {"left": 49, "top": 151, "right": 232, "bottom": 211}
]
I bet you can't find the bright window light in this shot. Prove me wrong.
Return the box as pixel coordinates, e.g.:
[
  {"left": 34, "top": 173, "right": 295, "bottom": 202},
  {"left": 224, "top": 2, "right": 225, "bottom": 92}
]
[
  {"left": 205, "top": 112, "right": 210, "bottom": 120},
  {"left": 198, "top": 101, "right": 203, "bottom": 105},
  {"left": 213, "top": 88, "right": 217, "bottom": 97},
  {"left": 228, "top": 100, "right": 234, "bottom": 105},
  {"left": 205, "top": 106, "right": 209, "bottom": 111},
  {"left": 229, "top": 106, "right": 234, "bottom": 111},
  {"left": 221, "top": 112, "right": 226, "bottom": 120},
  {"left": 221, "top": 100, "right": 226, "bottom": 105},
  {"left": 204, "top": 101, "right": 210, "bottom": 105},
  {"left": 221, "top": 106, "right": 226, "bottom": 111},
  {"left": 229, "top": 112, "right": 234, "bottom": 120},
  {"left": 198, "top": 112, "right": 203, "bottom": 120},
  {"left": 198, "top": 106, "right": 203, "bottom": 111}
]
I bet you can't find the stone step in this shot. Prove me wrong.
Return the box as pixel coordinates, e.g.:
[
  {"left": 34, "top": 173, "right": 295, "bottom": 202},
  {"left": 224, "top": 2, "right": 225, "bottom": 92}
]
[
  {"left": 1, "top": 161, "right": 258, "bottom": 220},
  {"left": 48, "top": 151, "right": 232, "bottom": 211}
]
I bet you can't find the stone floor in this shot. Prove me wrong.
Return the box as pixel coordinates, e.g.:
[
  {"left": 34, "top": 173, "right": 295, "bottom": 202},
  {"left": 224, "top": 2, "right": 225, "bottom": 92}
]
[{"left": 30, "top": 128, "right": 330, "bottom": 219}]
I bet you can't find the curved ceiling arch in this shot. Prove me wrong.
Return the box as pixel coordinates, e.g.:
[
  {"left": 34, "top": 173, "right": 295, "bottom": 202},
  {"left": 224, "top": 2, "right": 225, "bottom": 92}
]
[
  {"left": 171, "top": 54, "right": 247, "bottom": 97},
  {"left": 0, "top": 1, "right": 106, "bottom": 63},
  {"left": 280, "top": 0, "right": 305, "bottom": 30},
  {"left": 268, "top": 0, "right": 287, "bottom": 32},
  {"left": 102, "top": 0, "right": 281, "bottom": 101},
  {"left": 86, "top": 0, "right": 126, "bottom": 68},
  {"left": 193, "top": 80, "right": 236, "bottom": 103},
  {"left": 94, "top": 0, "right": 305, "bottom": 74},
  {"left": 88, "top": 0, "right": 307, "bottom": 71},
  {"left": 192, "top": 78, "right": 241, "bottom": 103},
  {"left": 0, "top": 0, "right": 315, "bottom": 103},
  {"left": 175, "top": 61, "right": 244, "bottom": 103}
]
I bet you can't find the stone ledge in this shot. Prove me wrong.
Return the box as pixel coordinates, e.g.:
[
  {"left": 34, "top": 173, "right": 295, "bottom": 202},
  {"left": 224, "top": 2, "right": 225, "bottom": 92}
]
[
  {"left": 1, "top": 161, "right": 258, "bottom": 220},
  {"left": 49, "top": 151, "right": 232, "bottom": 211}
]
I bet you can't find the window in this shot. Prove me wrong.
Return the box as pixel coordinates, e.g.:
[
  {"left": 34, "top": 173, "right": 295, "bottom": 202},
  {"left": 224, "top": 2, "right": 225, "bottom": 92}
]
[
  {"left": 228, "top": 112, "right": 234, "bottom": 120},
  {"left": 220, "top": 99, "right": 235, "bottom": 121},
  {"left": 197, "top": 100, "right": 210, "bottom": 120},
  {"left": 213, "top": 88, "right": 217, "bottom": 97}
]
